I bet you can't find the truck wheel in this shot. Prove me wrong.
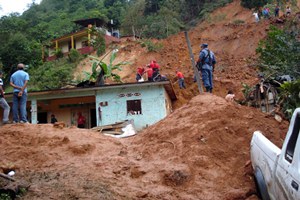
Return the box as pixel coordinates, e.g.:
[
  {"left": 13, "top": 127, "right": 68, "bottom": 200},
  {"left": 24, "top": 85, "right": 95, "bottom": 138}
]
[{"left": 254, "top": 167, "right": 270, "bottom": 200}]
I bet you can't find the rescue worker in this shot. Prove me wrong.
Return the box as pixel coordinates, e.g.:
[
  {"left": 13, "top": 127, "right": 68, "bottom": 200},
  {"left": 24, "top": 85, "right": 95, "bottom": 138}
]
[
  {"left": 196, "top": 43, "right": 216, "bottom": 93},
  {"left": 136, "top": 66, "right": 145, "bottom": 82},
  {"left": 150, "top": 60, "right": 160, "bottom": 81},
  {"left": 145, "top": 65, "right": 153, "bottom": 81},
  {"left": 176, "top": 70, "right": 186, "bottom": 89}
]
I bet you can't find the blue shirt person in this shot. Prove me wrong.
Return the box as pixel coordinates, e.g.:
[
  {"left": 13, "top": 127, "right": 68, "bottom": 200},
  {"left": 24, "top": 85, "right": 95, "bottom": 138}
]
[
  {"left": 10, "top": 63, "right": 30, "bottom": 123},
  {"left": 197, "top": 43, "right": 216, "bottom": 93}
]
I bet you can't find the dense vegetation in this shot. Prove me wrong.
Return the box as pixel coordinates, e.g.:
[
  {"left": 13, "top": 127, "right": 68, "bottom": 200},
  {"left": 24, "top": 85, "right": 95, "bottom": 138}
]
[{"left": 256, "top": 21, "right": 300, "bottom": 117}]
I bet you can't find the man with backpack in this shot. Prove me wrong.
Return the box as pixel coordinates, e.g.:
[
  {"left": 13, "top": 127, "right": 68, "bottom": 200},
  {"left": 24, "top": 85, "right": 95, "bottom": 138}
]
[{"left": 196, "top": 43, "right": 216, "bottom": 93}]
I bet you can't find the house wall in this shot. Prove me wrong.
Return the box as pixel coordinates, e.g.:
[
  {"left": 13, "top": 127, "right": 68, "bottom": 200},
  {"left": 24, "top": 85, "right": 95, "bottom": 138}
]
[
  {"left": 49, "top": 40, "right": 69, "bottom": 56},
  {"left": 95, "top": 85, "right": 167, "bottom": 130},
  {"left": 60, "top": 41, "right": 69, "bottom": 53},
  {"left": 2, "top": 84, "right": 173, "bottom": 130},
  {"left": 164, "top": 90, "right": 173, "bottom": 115},
  {"left": 75, "top": 37, "right": 86, "bottom": 49}
]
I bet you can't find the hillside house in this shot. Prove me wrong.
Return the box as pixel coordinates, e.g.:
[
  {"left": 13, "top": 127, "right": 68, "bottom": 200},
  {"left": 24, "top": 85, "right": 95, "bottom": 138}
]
[
  {"left": 3, "top": 81, "right": 176, "bottom": 130},
  {"left": 46, "top": 18, "right": 120, "bottom": 61}
]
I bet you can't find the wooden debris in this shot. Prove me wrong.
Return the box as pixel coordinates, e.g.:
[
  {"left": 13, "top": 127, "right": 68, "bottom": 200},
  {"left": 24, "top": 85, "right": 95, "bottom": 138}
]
[
  {"left": 92, "top": 120, "right": 130, "bottom": 135},
  {"left": 53, "top": 122, "right": 66, "bottom": 129},
  {"left": 0, "top": 173, "right": 15, "bottom": 182}
]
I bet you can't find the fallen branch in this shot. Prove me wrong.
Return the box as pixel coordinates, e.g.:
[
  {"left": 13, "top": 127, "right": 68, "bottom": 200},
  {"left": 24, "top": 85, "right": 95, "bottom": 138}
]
[{"left": 0, "top": 173, "right": 15, "bottom": 182}]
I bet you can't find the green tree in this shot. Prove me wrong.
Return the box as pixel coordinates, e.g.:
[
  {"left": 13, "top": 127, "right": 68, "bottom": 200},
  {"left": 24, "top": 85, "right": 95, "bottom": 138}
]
[
  {"left": 85, "top": 50, "right": 129, "bottom": 85},
  {"left": 256, "top": 26, "right": 300, "bottom": 79},
  {"left": 28, "top": 59, "right": 75, "bottom": 91},
  {"left": 121, "top": 0, "right": 146, "bottom": 37}
]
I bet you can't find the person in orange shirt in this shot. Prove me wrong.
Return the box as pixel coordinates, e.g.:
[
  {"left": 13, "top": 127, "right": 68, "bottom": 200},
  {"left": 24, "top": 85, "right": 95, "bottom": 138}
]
[
  {"left": 176, "top": 70, "right": 186, "bottom": 89},
  {"left": 136, "top": 67, "right": 145, "bottom": 82},
  {"left": 150, "top": 60, "right": 160, "bottom": 81},
  {"left": 145, "top": 65, "right": 153, "bottom": 81}
]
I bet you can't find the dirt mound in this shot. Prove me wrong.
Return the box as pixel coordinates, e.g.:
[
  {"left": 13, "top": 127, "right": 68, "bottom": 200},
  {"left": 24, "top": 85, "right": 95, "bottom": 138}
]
[{"left": 0, "top": 95, "right": 288, "bottom": 199}]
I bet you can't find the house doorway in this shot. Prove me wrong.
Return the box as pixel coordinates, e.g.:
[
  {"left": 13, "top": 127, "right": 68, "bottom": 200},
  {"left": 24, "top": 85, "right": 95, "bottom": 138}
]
[
  {"left": 38, "top": 112, "right": 48, "bottom": 124},
  {"left": 90, "top": 109, "right": 96, "bottom": 128}
]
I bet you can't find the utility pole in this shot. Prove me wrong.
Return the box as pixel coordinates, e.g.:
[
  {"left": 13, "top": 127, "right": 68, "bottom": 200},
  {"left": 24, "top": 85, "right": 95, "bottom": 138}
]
[{"left": 184, "top": 31, "right": 203, "bottom": 94}]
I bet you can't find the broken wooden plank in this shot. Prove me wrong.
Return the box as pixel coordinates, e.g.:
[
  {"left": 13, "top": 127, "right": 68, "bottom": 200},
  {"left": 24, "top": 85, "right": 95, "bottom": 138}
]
[
  {"left": 101, "top": 131, "right": 123, "bottom": 135},
  {"left": 0, "top": 173, "right": 15, "bottom": 182}
]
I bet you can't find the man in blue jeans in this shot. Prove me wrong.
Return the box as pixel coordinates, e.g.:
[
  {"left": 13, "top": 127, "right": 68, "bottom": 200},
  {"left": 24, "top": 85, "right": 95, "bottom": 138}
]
[
  {"left": 0, "top": 71, "right": 11, "bottom": 124},
  {"left": 197, "top": 43, "right": 216, "bottom": 93},
  {"left": 10, "top": 63, "right": 30, "bottom": 123}
]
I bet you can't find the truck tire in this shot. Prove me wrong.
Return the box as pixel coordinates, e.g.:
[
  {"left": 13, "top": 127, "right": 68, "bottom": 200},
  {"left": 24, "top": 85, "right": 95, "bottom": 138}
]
[{"left": 254, "top": 167, "right": 271, "bottom": 200}]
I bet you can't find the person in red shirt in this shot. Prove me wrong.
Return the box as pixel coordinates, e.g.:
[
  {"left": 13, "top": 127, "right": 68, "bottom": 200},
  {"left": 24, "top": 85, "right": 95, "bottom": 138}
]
[
  {"left": 176, "top": 70, "right": 186, "bottom": 89},
  {"left": 136, "top": 67, "right": 145, "bottom": 82},
  {"left": 145, "top": 65, "right": 153, "bottom": 81},
  {"left": 77, "top": 112, "right": 86, "bottom": 128},
  {"left": 150, "top": 60, "right": 160, "bottom": 81}
]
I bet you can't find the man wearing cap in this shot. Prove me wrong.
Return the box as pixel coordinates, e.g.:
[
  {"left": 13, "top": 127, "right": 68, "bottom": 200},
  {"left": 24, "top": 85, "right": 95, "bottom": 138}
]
[
  {"left": 10, "top": 63, "right": 30, "bottom": 123},
  {"left": 197, "top": 43, "right": 216, "bottom": 93},
  {"left": 0, "top": 71, "right": 11, "bottom": 124}
]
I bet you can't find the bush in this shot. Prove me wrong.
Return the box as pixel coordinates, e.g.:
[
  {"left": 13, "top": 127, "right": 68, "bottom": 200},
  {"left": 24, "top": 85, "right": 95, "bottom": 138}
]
[
  {"left": 28, "top": 59, "right": 75, "bottom": 90},
  {"left": 256, "top": 26, "right": 300, "bottom": 79},
  {"left": 140, "top": 40, "right": 163, "bottom": 52},
  {"left": 199, "top": 0, "right": 233, "bottom": 19},
  {"left": 90, "top": 29, "right": 106, "bottom": 56},
  {"left": 232, "top": 19, "right": 245, "bottom": 25},
  {"left": 68, "top": 49, "right": 81, "bottom": 63},
  {"left": 240, "top": 0, "right": 270, "bottom": 9},
  {"left": 54, "top": 48, "right": 64, "bottom": 59},
  {"left": 278, "top": 80, "right": 300, "bottom": 119}
]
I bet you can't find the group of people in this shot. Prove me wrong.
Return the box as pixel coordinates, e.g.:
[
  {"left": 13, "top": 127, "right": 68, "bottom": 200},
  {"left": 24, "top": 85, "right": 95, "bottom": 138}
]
[
  {"left": 0, "top": 63, "right": 29, "bottom": 124},
  {"left": 253, "top": 5, "right": 292, "bottom": 22},
  {"left": 136, "top": 60, "right": 161, "bottom": 82},
  {"left": 136, "top": 43, "right": 217, "bottom": 92}
]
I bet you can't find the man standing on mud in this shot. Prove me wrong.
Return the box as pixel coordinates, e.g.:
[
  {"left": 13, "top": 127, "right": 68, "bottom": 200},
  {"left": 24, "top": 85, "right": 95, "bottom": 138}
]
[
  {"left": 10, "top": 63, "right": 30, "bottom": 123},
  {"left": 0, "top": 71, "right": 11, "bottom": 124},
  {"left": 197, "top": 43, "right": 216, "bottom": 93}
]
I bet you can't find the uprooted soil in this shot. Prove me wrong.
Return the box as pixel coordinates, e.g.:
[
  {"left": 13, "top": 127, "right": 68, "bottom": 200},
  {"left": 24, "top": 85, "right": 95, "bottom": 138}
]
[
  {"left": 1, "top": 0, "right": 299, "bottom": 199},
  {"left": 0, "top": 94, "right": 288, "bottom": 200}
]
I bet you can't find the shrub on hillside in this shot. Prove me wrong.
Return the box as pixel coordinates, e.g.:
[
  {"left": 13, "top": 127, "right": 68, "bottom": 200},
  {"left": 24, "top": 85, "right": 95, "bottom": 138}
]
[
  {"left": 140, "top": 40, "right": 163, "bottom": 52},
  {"left": 240, "top": 0, "right": 270, "bottom": 9},
  {"left": 54, "top": 48, "right": 64, "bottom": 59},
  {"left": 28, "top": 59, "right": 75, "bottom": 90},
  {"left": 68, "top": 49, "right": 82, "bottom": 63}
]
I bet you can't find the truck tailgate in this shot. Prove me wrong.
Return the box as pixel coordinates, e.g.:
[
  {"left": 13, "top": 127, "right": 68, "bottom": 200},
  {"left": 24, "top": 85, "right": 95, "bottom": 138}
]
[{"left": 251, "top": 131, "right": 281, "bottom": 189}]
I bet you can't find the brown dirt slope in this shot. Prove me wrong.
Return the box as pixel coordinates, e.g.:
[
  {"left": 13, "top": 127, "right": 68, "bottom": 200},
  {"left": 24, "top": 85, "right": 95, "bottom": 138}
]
[
  {"left": 75, "top": 0, "right": 269, "bottom": 109},
  {"left": 0, "top": 95, "right": 288, "bottom": 199},
  {"left": 75, "top": 1, "right": 300, "bottom": 110}
]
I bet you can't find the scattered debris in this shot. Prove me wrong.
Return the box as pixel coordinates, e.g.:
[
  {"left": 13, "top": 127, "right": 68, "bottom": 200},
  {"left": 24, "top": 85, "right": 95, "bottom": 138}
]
[
  {"left": 53, "top": 122, "right": 66, "bottom": 129},
  {"left": 92, "top": 120, "right": 136, "bottom": 138},
  {"left": 274, "top": 114, "right": 282, "bottom": 123},
  {"left": 0, "top": 173, "right": 15, "bottom": 182}
]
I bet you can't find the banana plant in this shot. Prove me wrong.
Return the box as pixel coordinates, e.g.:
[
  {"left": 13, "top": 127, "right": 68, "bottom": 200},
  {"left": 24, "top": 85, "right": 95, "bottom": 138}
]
[{"left": 84, "top": 50, "right": 129, "bottom": 85}]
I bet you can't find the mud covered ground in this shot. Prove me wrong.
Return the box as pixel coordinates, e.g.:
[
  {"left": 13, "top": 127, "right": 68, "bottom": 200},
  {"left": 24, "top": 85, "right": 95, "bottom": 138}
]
[{"left": 0, "top": 95, "right": 288, "bottom": 199}]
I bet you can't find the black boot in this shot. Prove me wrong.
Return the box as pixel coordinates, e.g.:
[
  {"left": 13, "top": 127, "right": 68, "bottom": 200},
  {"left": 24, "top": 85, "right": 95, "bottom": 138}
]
[{"left": 205, "top": 87, "right": 210, "bottom": 92}]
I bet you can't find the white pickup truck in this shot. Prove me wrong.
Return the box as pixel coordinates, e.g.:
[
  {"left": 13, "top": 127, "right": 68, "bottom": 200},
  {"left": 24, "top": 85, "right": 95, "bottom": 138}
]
[{"left": 251, "top": 108, "right": 300, "bottom": 200}]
